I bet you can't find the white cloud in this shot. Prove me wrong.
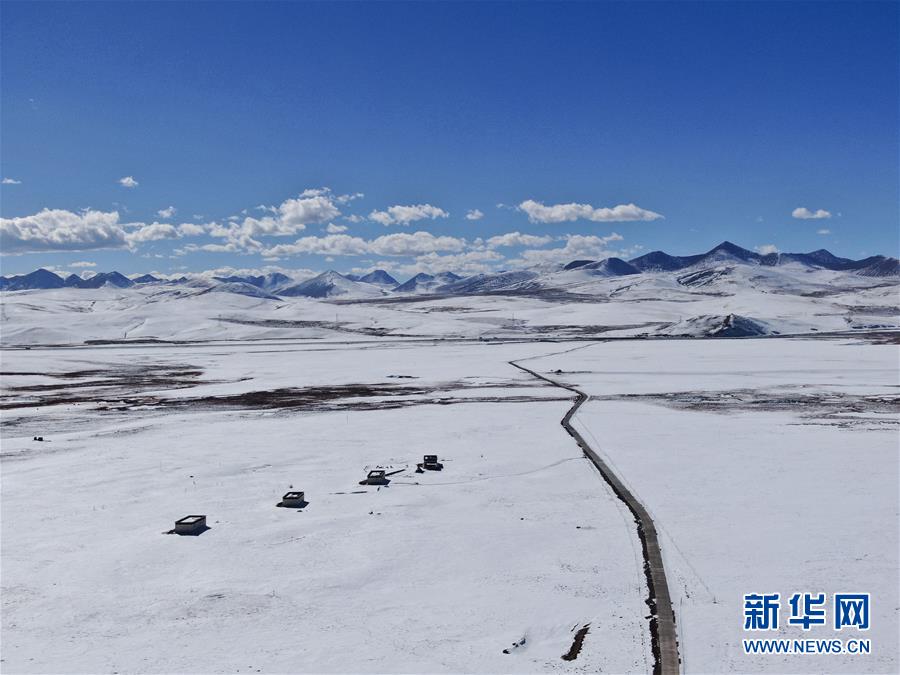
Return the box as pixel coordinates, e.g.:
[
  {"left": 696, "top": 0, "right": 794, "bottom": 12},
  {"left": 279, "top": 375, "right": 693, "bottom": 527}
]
[
  {"left": 157, "top": 206, "right": 177, "bottom": 219},
  {"left": 209, "top": 189, "right": 346, "bottom": 251},
  {"left": 485, "top": 232, "right": 553, "bottom": 249},
  {"left": 0, "top": 205, "right": 213, "bottom": 255},
  {"left": 506, "top": 233, "right": 627, "bottom": 266},
  {"left": 387, "top": 250, "right": 504, "bottom": 277},
  {"left": 140, "top": 265, "right": 317, "bottom": 283},
  {"left": 345, "top": 214, "right": 365, "bottom": 223},
  {"left": 262, "top": 234, "right": 370, "bottom": 258},
  {"left": 816, "top": 228, "right": 831, "bottom": 235},
  {"left": 2, "top": 177, "right": 22, "bottom": 185},
  {"left": 369, "top": 231, "right": 466, "bottom": 256},
  {"left": 518, "top": 199, "right": 663, "bottom": 223},
  {"left": 260, "top": 231, "right": 467, "bottom": 258},
  {"left": 70, "top": 261, "right": 97, "bottom": 268},
  {"left": 792, "top": 207, "right": 831, "bottom": 220},
  {"left": 125, "top": 222, "right": 179, "bottom": 245},
  {"left": 0, "top": 208, "right": 127, "bottom": 254},
  {"left": 118, "top": 176, "right": 139, "bottom": 188},
  {"left": 369, "top": 203, "right": 449, "bottom": 226},
  {"left": 326, "top": 223, "right": 348, "bottom": 234},
  {"left": 465, "top": 209, "right": 484, "bottom": 221},
  {"left": 279, "top": 192, "right": 340, "bottom": 225},
  {"left": 755, "top": 244, "right": 779, "bottom": 255},
  {"left": 334, "top": 192, "right": 364, "bottom": 204},
  {"left": 177, "top": 222, "right": 206, "bottom": 237}
]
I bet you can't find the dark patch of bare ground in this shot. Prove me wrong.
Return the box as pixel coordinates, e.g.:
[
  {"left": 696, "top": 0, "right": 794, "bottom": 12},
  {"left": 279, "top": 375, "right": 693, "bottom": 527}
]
[
  {"left": 217, "top": 315, "right": 665, "bottom": 337},
  {"left": 561, "top": 623, "right": 591, "bottom": 661},
  {"left": 215, "top": 317, "right": 423, "bottom": 337},
  {"left": 849, "top": 330, "right": 900, "bottom": 345},
  {"left": 1, "top": 366, "right": 563, "bottom": 414},
  {"left": 0, "top": 364, "right": 207, "bottom": 409},
  {"left": 599, "top": 389, "right": 900, "bottom": 429},
  {"left": 523, "top": 322, "right": 666, "bottom": 336}
]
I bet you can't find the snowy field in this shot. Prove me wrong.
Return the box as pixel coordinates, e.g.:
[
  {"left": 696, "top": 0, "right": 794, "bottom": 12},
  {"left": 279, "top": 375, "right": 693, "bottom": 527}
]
[
  {"left": 527, "top": 336, "right": 899, "bottom": 673},
  {"left": 2, "top": 341, "right": 652, "bottom": 674},
  {"left": 1, "top": 332, "right": 898, "bottom": 673}
]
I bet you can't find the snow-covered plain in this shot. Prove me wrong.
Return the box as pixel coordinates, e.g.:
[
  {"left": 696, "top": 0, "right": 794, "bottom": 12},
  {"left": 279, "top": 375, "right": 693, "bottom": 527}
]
[
  {"left": 2, "top": 342, "right": 653, "bottom": 674},
  {"left": 526, "top": 336, "right": 899, "bottom": 673},
  {"left": 1, "top": 275, "right": 898, "bottom": 673}
]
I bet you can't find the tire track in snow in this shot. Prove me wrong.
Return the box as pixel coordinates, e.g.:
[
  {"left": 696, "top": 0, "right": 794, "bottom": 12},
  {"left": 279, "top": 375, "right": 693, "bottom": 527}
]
[{"left": 510, "top": 350, "right": 680, "bottom": 675}]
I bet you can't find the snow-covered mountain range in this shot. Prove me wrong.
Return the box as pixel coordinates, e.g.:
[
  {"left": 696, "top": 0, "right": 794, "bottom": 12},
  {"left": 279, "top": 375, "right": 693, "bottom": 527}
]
[
  {"left": 1, "top": 241, "right": 897, "bottom": 345},
  {"left": 2, "top": 241, "right": 897, "bottom": 298}
]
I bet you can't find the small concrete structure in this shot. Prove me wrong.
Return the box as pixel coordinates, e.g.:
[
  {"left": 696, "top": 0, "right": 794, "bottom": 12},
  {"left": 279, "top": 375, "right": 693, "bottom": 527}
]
[
  {"left": 174, "top": 515, "right": 207, "bottom": 535},
  {"left": 422, "top": 454, "right": 444, "bottom": 471},
  {"left": 280, "top": 491, "right": 307, "bottom": 508},
  {"left": 363, "top": 469, "right": 387, "bottom": 485}
]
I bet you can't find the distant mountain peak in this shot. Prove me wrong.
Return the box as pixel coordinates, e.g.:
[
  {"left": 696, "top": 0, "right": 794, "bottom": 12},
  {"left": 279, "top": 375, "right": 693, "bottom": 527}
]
[
  {"left": 357, "top": 269, "right": 398, "bottom": 286},
  {"left": 563, "top": 259, "right": 595, "bottom": 271},
  {"left": 132, "top": 274, "right": 161, "bottom": 284}
]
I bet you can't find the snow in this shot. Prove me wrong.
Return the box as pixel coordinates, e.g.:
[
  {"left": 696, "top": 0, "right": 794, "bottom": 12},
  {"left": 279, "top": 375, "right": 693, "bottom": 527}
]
[
  {"left": 0, "top": 263, "right": 897, "bottom": 347},
  {"left": 525, "top": 337, "right": 899, "bottom": 673},
  {"left": 1, "top": 270, "right": 898, "bottom": 672},
  {"left": 2, "top": 341, "right": 652, "bottom": 673}
]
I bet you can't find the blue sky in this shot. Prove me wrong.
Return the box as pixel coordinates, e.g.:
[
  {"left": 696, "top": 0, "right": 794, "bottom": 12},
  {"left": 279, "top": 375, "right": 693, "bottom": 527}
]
[{"left": 1, "top": 1, "right": 897, "bottom": 280}]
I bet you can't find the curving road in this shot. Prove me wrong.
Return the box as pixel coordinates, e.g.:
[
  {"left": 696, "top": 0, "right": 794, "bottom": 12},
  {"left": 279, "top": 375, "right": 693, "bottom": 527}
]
[{"left": 510, "top": 355, "right": 681, "bottom": 675}]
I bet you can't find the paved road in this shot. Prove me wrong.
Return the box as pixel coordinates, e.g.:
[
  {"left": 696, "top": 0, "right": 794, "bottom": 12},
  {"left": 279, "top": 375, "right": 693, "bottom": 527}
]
[{"left": 510, "top": 356, "right": 681, "bottom": 675}]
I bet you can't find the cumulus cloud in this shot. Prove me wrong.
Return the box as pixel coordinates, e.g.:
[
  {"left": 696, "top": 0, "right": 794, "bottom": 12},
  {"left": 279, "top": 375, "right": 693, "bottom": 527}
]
[
  {"left": 118, "top": 176, "right": 139, "bottom": 188},
  {"left": 2, "top": 177, "right": 22, "bottom": 185},
  {"left": 370, "top": 231, "right": 465, "bottom": 256},
  {"left": 260, "top": 231, "right": 467, "bottom": 259},
  {"left": 325, "top": 223, "right": 348, "bottom": 234},
  {"left": 506, "top": 233, "right": 627, "bottom": 266},
  {"left": 261, "top": 234, "right": 370, "bottom": 258},
  {"left": 279, "top": 192, "right": 340, "bottom": 225},
  {"left": 334, "top": 192, "right": 364, "bottom": 204},
  {"left": 792, "top": 207, "right": 831, "bottom": 220},
  {"left": 138, "top": 264, "right": 317, "bottom": 283},
  {"left": 1, "top": 208, "right": 127, "bottom": 254},
  {"left": 386, "top": 250, "right": 504, "bottom": 277},
  {"left": 755, "top": 244, "right": 779, "bottom": 255},
  {"left": 209, "top": 189, "right": 346, "bottom": 251},
  {"left": 369, "top": 203, "right": 449, "bottom": 226},
  {"left": 817, "top": 228, "right": 831, "bottom": 235},
  {"left": 0, "top": 205, "right": 212, "bottom": 255},
  {"left": 125, "top": 222, "right": 180, "bottom": 245},
  {"left": 465, "top": 209, "right": 484, "bottom": 221},
  {"left": 177, "top": 222, "right": 206, "bottom": 237},
  {"left": 157, "top": 206, "right": 177, "bottom": 219},
  {"left": 518, "top": 199, "right": 663, "bottom": 223},
  {"left": 70, "top": 261, "right": 97, "bottom": 268},
  {"left": 485, "top": 232, "right": 553, "bottom": 249}
]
